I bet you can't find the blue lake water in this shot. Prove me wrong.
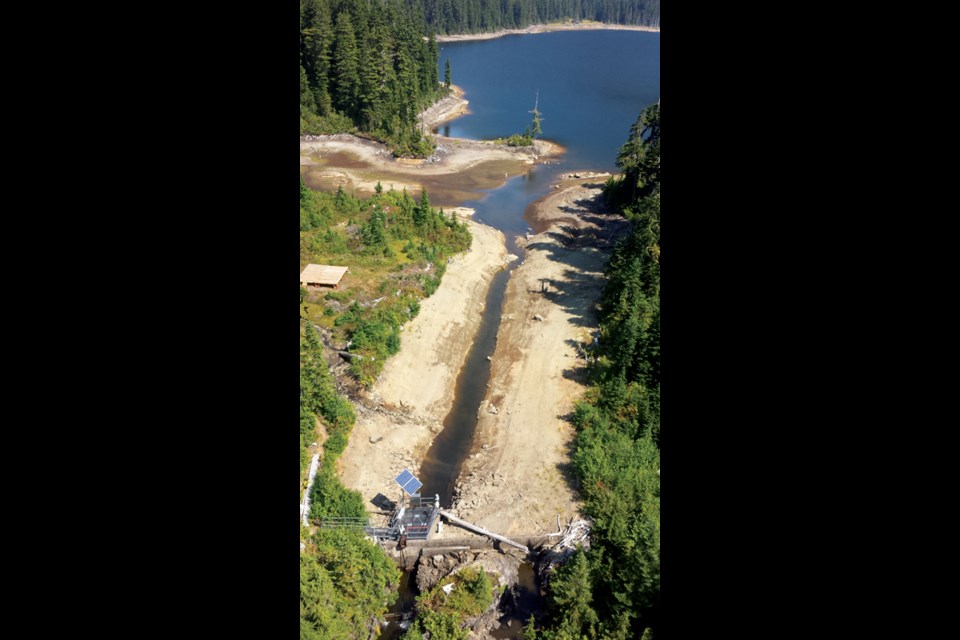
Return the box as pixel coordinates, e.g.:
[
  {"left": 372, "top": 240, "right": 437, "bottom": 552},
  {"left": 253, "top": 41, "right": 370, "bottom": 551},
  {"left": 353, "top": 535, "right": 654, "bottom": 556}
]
[
  {"left": 416, "top": 30, "right": 659, "bottom": 507},
  {"left": 439, "top": 30, "right": 660, "bottom": 181},
  {"left": 403, "top": 33, "right": 659, "bottom": 638}
]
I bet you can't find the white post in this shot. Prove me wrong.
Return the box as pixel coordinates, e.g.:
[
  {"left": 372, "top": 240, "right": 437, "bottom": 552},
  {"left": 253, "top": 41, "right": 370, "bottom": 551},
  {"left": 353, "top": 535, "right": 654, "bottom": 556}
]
[{"left": 301, "top": 454, "right": 321, "bottom": 526}]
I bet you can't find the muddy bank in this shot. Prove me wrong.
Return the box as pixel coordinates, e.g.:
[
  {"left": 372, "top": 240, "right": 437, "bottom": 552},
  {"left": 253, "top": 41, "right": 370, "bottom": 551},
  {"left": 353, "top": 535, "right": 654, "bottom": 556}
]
[
  {"left": 525, "top": 172, "right": 613, "bottom": 234},
  {"left": 300, "top": 133, "right": 562, "bottom": 207},
  {"left": 335, "top": 175, "right": 629, "bottom": 539},
  {"left": 448, "top": 177, "right": 630, "bottom": 536},
  {"left": 336, "top": 219, "right": 510, "bottom": 507}
]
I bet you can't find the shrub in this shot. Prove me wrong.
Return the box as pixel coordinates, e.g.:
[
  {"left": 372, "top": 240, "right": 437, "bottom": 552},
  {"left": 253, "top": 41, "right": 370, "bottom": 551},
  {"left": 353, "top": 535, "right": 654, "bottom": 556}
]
[{"left": 323, "top": 431, "right": 348, "bottom": 457}]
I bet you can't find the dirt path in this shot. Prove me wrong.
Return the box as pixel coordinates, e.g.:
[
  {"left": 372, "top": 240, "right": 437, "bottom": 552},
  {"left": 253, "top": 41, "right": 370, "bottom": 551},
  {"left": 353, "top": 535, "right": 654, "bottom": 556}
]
[
  {"left": 337, "top": 219, "right": 510, "bottom": 505},
  {"left": 445, "top": 176, "right": 630, "bottom": 537}
]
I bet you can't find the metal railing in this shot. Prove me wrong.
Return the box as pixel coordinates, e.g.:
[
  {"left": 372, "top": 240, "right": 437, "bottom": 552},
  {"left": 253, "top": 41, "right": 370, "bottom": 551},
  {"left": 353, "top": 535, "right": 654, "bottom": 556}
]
[
  {"left": 407, "top": 495, "right": 440, "bottom": 509},
  {"left": 317, "top": 517, "right": 369, "bottom": 529}
]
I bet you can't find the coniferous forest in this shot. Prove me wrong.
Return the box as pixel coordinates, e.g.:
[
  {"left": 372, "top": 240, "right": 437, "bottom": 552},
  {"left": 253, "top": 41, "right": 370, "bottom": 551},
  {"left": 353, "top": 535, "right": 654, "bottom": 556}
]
[
  {"left": 414, "top": 0, "right": 660, "bottom": 34},
  {"left": 300, "top": 0, "right": 660, "bottom": 151},
  {"left": 300, "top": 1, "right": 660, "bottom": 636},
  {"left": 527, "top": 102, "right": 660, "bottom": 640},
  {"left": 300, "top": 104, "right": 661, "bottom": 640},
  {"left": 300, "top": 0, "right": 446, "bottom": 154}
]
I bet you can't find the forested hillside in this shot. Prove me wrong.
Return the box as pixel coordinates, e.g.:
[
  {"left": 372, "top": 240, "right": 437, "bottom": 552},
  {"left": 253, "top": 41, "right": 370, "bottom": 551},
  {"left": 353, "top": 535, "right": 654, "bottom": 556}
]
[
  {"left": 529, "top": 103, "right": 660, "bottom": 640},
  {"left": 299, "top": 178, "right": 472, "bottom": 476},
  {"left": 300, "top": 0, "right": 661, "bottom": 151},
  {"left": 299, "top": 0, "right": 444, "bottom": 155},
  {"left": 299, "top": 179, "right": 475, "bottom": 638},
  {"left": 414, "top": 0, "right": 660, "bottom": 34}
]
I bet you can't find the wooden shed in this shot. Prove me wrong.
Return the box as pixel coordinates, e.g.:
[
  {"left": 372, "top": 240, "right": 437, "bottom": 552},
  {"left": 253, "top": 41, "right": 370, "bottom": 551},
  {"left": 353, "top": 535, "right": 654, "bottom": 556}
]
[{"left": 300, "top": 264, "right": 349, "bottom": 289}]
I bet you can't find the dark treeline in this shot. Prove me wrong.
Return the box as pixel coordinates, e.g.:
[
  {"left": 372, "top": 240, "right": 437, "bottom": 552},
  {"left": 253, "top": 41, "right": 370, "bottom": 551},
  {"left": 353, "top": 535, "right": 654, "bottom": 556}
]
[
  {"left": 299, "top": 0, "right": 444, "bottom": 155},
  {"left": 412, "top": 0, "right": 660, "bottom": 34},
  {"left": 300, "top": 528, "right": 401, "bottom": 638},
  {"left": 300, "top": 0, "right": 660, "bottom": 153},
  {"left": 300, "top": 322, "right": 400, "bottom": 639},
  {"left": 529, "top": 102, "right": 660, "bottom": 640}
]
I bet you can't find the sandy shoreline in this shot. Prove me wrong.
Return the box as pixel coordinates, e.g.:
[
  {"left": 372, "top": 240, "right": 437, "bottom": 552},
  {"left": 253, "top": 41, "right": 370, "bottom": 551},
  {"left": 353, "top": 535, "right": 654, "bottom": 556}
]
[
  {"left": 526, "top": 172, "right": 613, "bottom": 233},
  {"left": 446, "top": 177, "right": 630, "bottom": 536},
  {"left": 299, "top": 82, "right": 562, "bottom": 203},
  {"left": 437, "top": 21, "right": 659, "bottom": 42},
  {"left": 337, "top": 219, "right": 509, "bottom": 506},
  {"left": 310, "top": 84, "right": 630, "bottom": 539},
  {"left": 335, "top": 178, "right": 629, "bottom": 539},
  {"left": 300, "top": 133, "right": 563, "bottom": 206},
  {"left": 419, "top": 84, "right": 470, "bottom": 131}
]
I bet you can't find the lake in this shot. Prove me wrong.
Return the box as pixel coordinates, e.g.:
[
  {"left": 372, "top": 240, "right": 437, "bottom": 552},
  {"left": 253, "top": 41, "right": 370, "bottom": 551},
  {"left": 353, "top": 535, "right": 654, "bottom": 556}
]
[
  {"left": 416, "top": 29, "right": 659, "bottom": 508},
  {"left": 401, "top": 30, "right": 660, "bottom": 640},
  {"left": 439, "top": 30, "right": 660, "bottom": 181}
]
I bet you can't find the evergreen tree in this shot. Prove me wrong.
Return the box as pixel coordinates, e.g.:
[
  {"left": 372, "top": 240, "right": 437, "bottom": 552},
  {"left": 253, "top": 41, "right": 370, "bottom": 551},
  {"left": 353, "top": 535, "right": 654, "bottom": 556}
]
[
  {"left": 417, "top": 0, "right": 660, "bottom": 34},
  {"left": 362, "top": 205, "right": 387, "bottom": 249},
  {"left": 548, "top": 549, "right": 599, "bottom": 638},
  {"left": 414, "top": 187, "right": 431, "bottom": 228},
  {"left": 332, "top": 11, "right": 360, "bottom": 117},
  {"left": 528, "top": 90, "right": 543, "bottom": 138},
  {"left": 301, "top": 0, "right": 334, "bottom": 115},
  {"left": 615, "top": 102, "right": 660, "bottom": 205},
  {"left": 300, "top": 65, "right": 317, "bottom": 113},
  {"left": 444, "top": 58, "right": 452, "bottom": 89},
  {"left": 536, "top": 103, "right": 661, "bottom": 640},
  {"left": 426, "top": 32, "right": 440, "bottom": 92},
  {"left": 300, "top": 0, "right": 658, "bottom": 149}
]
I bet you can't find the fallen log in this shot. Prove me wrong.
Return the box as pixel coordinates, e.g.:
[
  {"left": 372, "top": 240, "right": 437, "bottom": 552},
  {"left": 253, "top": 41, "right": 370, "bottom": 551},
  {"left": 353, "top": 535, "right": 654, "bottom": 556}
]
[{"left": 438, "top": 509, "right": 529, "bottom": 553}]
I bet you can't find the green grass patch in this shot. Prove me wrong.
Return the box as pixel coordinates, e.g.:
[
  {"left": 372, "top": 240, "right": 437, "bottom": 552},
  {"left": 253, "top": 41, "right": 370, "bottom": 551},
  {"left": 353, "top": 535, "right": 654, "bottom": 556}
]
[{"left": 300, "top": 182, "right": 470, "bottom": 386}]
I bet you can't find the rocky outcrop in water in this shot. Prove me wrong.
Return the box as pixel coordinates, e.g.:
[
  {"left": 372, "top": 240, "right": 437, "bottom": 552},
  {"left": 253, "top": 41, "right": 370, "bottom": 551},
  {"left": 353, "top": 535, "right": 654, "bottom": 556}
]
[{"left": 411, "top": 547, "right": 537, "bottom": 638}]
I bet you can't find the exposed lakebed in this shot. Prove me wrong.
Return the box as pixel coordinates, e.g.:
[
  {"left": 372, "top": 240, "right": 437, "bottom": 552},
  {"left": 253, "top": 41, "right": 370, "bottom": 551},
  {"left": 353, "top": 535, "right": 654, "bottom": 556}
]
[{"left": 388, "top": 30, "right": 659, "bottom": 639}]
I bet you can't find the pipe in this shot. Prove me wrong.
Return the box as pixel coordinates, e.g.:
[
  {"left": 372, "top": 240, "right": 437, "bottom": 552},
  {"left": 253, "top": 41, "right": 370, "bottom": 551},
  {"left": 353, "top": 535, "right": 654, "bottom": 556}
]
[{"left": 437, "top": 509, "right": 529, "bottom": 552}]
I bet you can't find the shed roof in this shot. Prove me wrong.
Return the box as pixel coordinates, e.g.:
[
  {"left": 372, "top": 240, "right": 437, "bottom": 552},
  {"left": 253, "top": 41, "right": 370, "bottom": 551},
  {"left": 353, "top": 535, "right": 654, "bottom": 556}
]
[{"left": 300, "top": 264, "right": 348, "bottom": 286}]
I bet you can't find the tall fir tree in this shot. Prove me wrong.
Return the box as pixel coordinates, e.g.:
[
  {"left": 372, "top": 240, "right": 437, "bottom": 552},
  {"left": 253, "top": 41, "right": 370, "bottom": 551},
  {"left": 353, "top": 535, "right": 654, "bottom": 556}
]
[
  {"left": 332, "top": 11, "right": 360, "bottom": 118},
  {"left": 414, "top": 187, "right": 431, "bottom": 228}
]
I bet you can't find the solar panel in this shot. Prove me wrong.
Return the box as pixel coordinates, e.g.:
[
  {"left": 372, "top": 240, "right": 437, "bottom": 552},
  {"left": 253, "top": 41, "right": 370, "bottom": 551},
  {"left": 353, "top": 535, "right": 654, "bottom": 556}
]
[
  {"left": 395, "top": 469, "right": 414, "bottom": 487},
  {"left": 394, "top": 468, "right": 423, "bottom": 496}
]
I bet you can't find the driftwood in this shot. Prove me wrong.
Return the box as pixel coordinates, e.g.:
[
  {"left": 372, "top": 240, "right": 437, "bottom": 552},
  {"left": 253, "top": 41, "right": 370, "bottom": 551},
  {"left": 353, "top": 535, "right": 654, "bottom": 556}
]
[
  {"left": 535, "top": 516, "right": 594, "bottom": 589},
  {"left": 547, "top": 516, "right": 592, "bottom": 551}
]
